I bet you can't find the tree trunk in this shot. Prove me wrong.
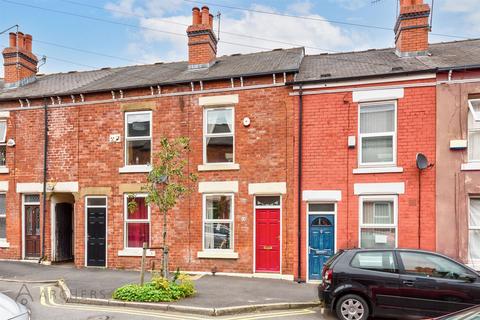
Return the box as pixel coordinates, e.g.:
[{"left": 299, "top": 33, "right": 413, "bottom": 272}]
[{"left": 162, "top": 209, "right": 168, "bottom": 278}]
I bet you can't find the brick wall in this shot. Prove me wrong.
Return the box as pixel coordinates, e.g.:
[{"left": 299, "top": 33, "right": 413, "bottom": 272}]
[
  {"left": 296, "top": 80, "right": 436, "bottom": 279},
  {"left": 0, "top": 77, "right": 297, "bottom": 275}
]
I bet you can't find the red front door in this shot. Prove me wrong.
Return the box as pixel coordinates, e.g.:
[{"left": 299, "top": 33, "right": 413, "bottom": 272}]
[
  {"left": 25, "top": 205, "right": 40, "bottom": 258},
  {"left": 255, "top": 208, "right": 280, "bottom": 273}
]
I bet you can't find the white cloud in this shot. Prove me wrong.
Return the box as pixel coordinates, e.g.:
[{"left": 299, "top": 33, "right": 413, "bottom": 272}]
[
  {"left": 105, "top": 0, "right": 373, "bottom": 63},
  {"left": 441, "top": 0, "right": 480, "bottom": 33},
  {"left": 329, "top": 0, "right": 369, "bottom": 10}
]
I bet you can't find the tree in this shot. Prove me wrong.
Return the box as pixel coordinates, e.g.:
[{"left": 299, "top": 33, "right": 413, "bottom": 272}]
[{"left": 129, "top": 137, "right": 196, "bottom": 279}]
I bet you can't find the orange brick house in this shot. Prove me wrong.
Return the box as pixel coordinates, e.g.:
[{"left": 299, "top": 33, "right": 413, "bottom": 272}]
[{"left": 0, "top": 6, "right": 303, "bottom": 279}]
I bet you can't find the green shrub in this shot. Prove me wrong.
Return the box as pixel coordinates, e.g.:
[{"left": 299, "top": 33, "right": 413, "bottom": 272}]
[{"left": 112, "top": 274, "right": 196, "bottom": 302}]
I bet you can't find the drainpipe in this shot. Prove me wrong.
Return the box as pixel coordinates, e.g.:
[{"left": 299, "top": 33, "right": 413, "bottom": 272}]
[
  {"left": 296, "top": 84, "right": 304, "bottom": 283},
  {"left": 40, "top": 98, "right": 48, "bottom": 263}
]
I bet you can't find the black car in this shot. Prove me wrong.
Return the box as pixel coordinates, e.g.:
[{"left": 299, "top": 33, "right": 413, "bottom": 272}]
[{"left": 318, "top": 249, "right": 480, "bottom": 320}]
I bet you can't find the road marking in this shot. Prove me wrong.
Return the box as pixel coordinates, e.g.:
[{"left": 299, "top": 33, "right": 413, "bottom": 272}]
[
  {"left": 40, "top": 285, "right": 206, "bottom": 320},
  {"left": 223, "top": 309, "right": 316, "bottom": 320}
]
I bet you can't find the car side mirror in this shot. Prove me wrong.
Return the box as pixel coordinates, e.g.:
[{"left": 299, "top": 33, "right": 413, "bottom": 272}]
[{"left": 460, "top": 274, "right": 477, "bottom": 283}]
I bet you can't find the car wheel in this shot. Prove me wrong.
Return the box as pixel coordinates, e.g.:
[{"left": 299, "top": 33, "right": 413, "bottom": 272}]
[{"left": 335, "top": 294, "right": 370, "bottom": 320}]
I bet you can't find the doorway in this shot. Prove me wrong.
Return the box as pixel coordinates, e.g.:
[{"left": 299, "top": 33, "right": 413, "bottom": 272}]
[
  {"left": 255, "top": 196, "right": 281, "bottom": 273},
  {"left": 24, "top": 195, "right": 41, "bottom": 259},
  {"left": 307, "top": 203, "right": 336, "bottom": 281},
  {"left": 55, "top": 203, "right": 73, "bottom": 261},
  {"left": 85, "top": 197, "right": 107, "bottom": 267}
]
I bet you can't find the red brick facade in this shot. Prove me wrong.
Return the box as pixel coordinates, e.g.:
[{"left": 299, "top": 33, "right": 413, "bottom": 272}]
[
  {"left": 295, "top": 78, "right": 436, "bottom": 280},
  {"left": 0, "top": 76, "right": 297, "bottom": 277}
]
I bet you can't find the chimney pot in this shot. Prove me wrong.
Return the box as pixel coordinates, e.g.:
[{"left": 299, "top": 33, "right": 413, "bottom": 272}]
[
  {"left": 8, "top": 32, "right": 16, "bottom": 48},
  {"left": 187, "top": 5, "right": 217, "bottom": 67},
  {"left": 17, "top": 32, "right": 24, "bottom": 49},
  {"left": 25, "top": 34, "right": 32, "bottom": 52},
  {"left": 201, "top": 6, "right": 210, "bottom": 26},
  {"left": 192, "top": 7, "right": 201, "bottom": 25},
  {"left": 2, "top": 30, "right": 38, "bottom": 86}
]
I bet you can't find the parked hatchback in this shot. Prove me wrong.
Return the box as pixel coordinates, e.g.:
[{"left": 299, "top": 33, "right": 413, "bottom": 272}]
[{"left": 318, "top": 249, "right": 480, "bottom": 320}]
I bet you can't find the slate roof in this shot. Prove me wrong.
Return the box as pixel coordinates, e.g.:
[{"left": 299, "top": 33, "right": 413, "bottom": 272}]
[
  {"left": 0, "top": 47, "right": 305, "bottom": 100},
  {"left": 296, "top": 39, "right": 480, "bottom": 83}
]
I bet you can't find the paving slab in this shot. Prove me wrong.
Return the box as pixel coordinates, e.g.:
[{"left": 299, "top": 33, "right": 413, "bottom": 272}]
[{"left": 0, "top": 261, "right": 317, "bottom": 309}]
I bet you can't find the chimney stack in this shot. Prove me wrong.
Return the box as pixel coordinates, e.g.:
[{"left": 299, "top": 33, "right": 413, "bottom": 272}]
[
  {"left": 187, "top": 6, "right": 217, "bottom": 69},
  {"left": 394, "top": 0, "right": 431, "bottom": 57},
  {"left": 2, "top": 31, "right": 38, "bottom": 87}
]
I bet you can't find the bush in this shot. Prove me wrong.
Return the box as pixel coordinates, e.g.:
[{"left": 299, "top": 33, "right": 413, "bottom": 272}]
[{"left": 112, "top": 274, "right": 196, "bottom": 302}]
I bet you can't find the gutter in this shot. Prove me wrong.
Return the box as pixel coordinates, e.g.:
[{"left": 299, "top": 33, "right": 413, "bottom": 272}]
[
  {"left": 296, "top": 84, "right": 304, "bottom": 283},
  {"left": 40, "top": 97, "right": 48, "bottom": 263},
  {"left": 287, "top": 69, "right": 437, "bottom": 87},
  {"left": 438, "top": 64, "right": 480, "bottom": 72}
]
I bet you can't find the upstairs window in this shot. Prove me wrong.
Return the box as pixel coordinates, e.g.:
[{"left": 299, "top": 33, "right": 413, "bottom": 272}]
[
  {"left": 359, "top": 102, "right": 396, "bottom": 166},
  {"left": 204, "top": 108, "right": 234, "bottom": 164},
  {"left": 125, "top": 111, "right": 151, "bottom": 166},
  {"left": 0, "top": 120, "right": 7, "bottom": 167},
  {"left": 468, "top": 99, "right": 480, "bottom": 162}
]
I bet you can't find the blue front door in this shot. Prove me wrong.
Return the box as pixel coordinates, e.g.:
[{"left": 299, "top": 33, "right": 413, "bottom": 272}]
[{"left": 308, "top": 214, "right": 334, "bottom": 281}]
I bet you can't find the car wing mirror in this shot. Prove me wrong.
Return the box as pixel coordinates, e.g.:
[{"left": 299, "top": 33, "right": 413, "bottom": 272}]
[{"left": 460, "top": 274, "right": 477, "bottom": 283}]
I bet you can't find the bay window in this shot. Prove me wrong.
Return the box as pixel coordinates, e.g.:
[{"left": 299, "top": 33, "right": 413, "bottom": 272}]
[
  {"left": 125, "top": 111, "right": 151, "bottom": 166},
  {"left": 203, "top": 194, "right": 233, "bottom": 250},
  {"left": 359, "top": 102, "right": 396, "bottom": 166},
  {"left": 204, "top": 107, "right": 234, "bottom": 164},
  {"left": 360, "top": 196, "right": 397, "bottom": 249},
  {"left": 124, "top": 195, "right": 150, "bottom": 248},
  {"left": 469, "top": 198, "right": 480, "bottom": 263}
]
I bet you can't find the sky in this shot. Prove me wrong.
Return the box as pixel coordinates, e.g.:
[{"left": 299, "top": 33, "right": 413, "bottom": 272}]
[{"left": 0, "top": 0, "right": 478, "bottom": 75}]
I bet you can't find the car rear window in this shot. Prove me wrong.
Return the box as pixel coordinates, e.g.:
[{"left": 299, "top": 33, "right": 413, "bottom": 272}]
[
  {"left": 351, "top": 251, "right": 397, "bottom": 273},
  {"left": 324, "top": 250, "right": 344, "bottom": 269}
]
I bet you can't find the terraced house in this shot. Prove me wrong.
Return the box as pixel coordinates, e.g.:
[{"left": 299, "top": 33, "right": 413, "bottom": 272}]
[
  {"left": 0, "top": 6, "right": 302, "bottom": 279},
  {"left": 0, "top": 1, "right": 480, "bottom": 282}
]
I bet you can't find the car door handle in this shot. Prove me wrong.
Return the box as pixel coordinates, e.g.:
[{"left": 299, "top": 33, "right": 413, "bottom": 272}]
[{"left": 403, "top": 280, "right": 415, "bottom": 287}]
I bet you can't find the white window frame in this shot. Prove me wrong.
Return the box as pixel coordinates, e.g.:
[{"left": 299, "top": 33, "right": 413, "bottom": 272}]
[
  {"left": 468, "top": 99, "right": 480, "bottom": 162},
  {"left": 203, "top": 107, "right": 235, "bottom": 165},
  {"left": 202, "top": 193, "right": 234, "bottom": 251},
  {"left": 468, "top": 197, "right": 480, "bottom": 265},
  {"left": 358, "top": 101, "right": 397, "bottom": 167},
  {"left": 123, "top": 193, "right": 151, "bottom": 249},
  {"left": 359, "top": 195, "right": 398, "bottom": 248},
  {"left": 0, "top": 193, "right": 6, "bottom": 241},
  {"left": 0, "top": 120, "right": 7, "bottom": 167},
  {"left": 124, "top": 111, "right": 152, "bottom": 167}
]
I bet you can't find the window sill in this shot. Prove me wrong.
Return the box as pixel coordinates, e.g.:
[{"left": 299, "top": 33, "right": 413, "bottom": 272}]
[
  {"left": 0, "top": 167, "right": 9, "bottom": 174},
  {"left": 197, "top": 163, "right": 240, "bottom": 172},
  {"left": 353, "top": 167, "right": 403, "bottom": 174},
  {"left": 461, "top": 163, "right": 480, "bottom": 171},
  {"left": 117, "top": 248, "right": 155, "bottom": 257},
  {"left": 119, "top": 165, "right": 152, "bottom": 173},
  {"left": 0, "top": 240, "right": 10, "bottom": 248},
  {"left": 197, "top": 251, "right": 239, "bottom": 259}
]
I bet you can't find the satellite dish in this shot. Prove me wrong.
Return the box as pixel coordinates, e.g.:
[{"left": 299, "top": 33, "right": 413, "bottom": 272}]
[{"left": 416, "top": 153, "right": 429, "bottom": 170}]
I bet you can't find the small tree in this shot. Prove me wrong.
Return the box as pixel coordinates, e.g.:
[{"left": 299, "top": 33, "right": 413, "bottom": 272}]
[{"left": 130, "top": 137, "right": 196, "bottom": 279}]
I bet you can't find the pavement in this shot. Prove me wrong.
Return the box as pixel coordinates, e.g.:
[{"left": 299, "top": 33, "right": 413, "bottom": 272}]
[
  {"left": 0, "top": 281, "right": 333, "bottom": 320},
  {"left": 0, "top": 261, "right": 319, "bottom": 315}
]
